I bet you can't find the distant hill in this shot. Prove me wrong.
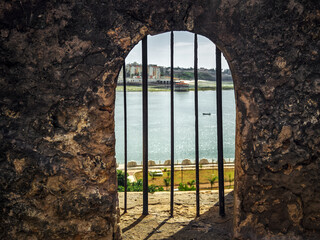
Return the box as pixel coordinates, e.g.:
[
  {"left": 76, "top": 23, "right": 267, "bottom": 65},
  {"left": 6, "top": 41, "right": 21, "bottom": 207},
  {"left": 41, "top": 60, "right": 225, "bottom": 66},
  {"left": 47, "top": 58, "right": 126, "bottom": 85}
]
[
  {"left": 124, "top": 64, "right": 233, "bottom": 82},
  {"left": 172, "top": 68, "right": 232, "bottom": 81}
]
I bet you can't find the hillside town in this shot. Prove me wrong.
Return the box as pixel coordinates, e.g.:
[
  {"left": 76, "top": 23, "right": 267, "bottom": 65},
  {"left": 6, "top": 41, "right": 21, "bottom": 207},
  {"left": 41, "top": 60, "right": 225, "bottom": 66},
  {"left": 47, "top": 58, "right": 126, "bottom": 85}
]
[{"left": 118, "top": 63, "right": 233, "bottom": 84}]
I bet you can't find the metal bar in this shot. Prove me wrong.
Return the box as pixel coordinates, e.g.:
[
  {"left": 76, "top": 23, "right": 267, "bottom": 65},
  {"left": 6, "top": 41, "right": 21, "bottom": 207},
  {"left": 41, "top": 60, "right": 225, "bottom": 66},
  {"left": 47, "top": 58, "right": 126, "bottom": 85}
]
[
  {"left": 216, "top": 47, "right": 225, "bottom": 217},
  {"left": 181, "top": 166, "right": 183, "bottom": 183},
  {"left": 170, "top": 31, "right": 175, "bottom": 218},
  {"left": 123, "top": 62, "right": 128, "bottom": 213},
  {"left": 142, "top": 36, "right": 149, "bottom": 215},
  {"left": 194, "top": 33, "right": 200, "bottom": 217}
]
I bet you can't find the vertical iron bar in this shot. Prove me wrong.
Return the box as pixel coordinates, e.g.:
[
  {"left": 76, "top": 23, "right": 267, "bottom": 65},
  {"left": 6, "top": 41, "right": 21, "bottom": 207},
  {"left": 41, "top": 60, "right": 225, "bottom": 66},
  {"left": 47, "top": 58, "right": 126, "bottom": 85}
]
[
  {"left": 194, "top": 33, "right": 200, "bottom": 217},
  {"left": 181, "top": 166, "right": 183, "bottom": 183},
  {"left": 170, "top": 31, "right": 175, "bottom": 218},
  {"left": 216, "top": 47, "right": 225, "bottom": 217},
  {"left": 123, "top": 63, "right": 128, "bottom": 213},
  {"left": 142, "top": 36, "right": 149, "bottom": 215}
]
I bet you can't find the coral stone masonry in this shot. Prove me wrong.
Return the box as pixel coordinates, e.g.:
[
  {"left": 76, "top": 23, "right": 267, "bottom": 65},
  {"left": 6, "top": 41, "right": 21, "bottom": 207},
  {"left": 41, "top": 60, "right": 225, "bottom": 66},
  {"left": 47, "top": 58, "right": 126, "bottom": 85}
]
[{"left": 0, "top": 0, "right": 319, "bottom": 239}]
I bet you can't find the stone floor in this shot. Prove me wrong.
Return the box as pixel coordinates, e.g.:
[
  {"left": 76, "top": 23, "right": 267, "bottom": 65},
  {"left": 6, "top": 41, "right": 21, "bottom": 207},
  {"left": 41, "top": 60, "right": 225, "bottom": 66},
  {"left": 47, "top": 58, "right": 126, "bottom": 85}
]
[{"left": 119, "top": 190, "right": 234, "bottom": 240}]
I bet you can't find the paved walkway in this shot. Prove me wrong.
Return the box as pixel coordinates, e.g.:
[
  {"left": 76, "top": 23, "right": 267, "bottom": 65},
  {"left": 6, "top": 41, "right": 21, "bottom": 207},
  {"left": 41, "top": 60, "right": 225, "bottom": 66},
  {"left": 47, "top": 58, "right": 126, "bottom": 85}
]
[{"left": 119, "top": 190, "right": 234, "bottom": 240}]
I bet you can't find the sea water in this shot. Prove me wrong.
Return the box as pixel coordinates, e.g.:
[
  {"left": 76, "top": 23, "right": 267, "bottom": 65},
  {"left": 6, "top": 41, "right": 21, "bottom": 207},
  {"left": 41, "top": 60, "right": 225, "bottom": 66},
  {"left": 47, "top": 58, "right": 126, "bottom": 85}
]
[{"left": 115, "top": 90, "right": 235, "bottom": 164}]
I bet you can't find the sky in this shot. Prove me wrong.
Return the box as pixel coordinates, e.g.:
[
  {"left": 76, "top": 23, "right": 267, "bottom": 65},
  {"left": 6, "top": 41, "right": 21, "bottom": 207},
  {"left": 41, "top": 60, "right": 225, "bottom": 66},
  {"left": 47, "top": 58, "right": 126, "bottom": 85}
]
[{"left": 126, "top": 31, "right": 230, "bottom": 70}]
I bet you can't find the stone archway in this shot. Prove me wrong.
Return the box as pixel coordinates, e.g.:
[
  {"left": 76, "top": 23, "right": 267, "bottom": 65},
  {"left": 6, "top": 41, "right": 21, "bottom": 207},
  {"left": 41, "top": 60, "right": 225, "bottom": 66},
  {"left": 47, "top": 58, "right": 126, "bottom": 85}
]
[{"left": 1, "top": 1, "right": 319, "bottom": 239}]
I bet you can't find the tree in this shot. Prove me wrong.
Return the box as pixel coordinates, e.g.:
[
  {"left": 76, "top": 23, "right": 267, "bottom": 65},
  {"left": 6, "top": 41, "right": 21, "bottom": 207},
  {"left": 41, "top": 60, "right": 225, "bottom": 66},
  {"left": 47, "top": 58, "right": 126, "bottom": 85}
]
[
  {"left": 208, "top": 176, "right": 218, "bottom": 190},
  {"left": 164, "top": 177, "right": 171, "bottom": 190},
  {"left": 228, "top": 173, "right": 234, "bottom": 187},
  {"left": 117, "top": 170, "right": 129, "bottom": 187},
  {"left": 187, "top": 180, "right": 195, "bottom": 188}
]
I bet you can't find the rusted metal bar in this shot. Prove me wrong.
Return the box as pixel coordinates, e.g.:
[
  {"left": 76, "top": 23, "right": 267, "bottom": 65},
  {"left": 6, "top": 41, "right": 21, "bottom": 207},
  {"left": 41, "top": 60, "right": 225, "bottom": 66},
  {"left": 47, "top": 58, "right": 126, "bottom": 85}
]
[
  {"left": 216, "top": 47, "right": 225, "bottom": 217},
  {"left": 194, "top": 33, "right": 200, "bottom": 217},
  {"left": 170, "top": 31, "right": 175, "bottom": 218},
  {"left": 142, "top": 36, "right": 149, "bottom": 215},
  {"left": 123, "top": 62, "right": 128, "bottom": 213}
]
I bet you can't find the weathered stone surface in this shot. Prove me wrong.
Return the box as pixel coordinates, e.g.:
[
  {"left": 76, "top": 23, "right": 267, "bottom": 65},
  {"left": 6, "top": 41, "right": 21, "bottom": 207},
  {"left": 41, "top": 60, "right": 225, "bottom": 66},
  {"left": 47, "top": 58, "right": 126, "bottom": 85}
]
[
  {"left": 120, "top": 190, "right": 235, "bottom": 240},
  {"left": 0, "top": 0, "right": 319, "bottom": 239}
]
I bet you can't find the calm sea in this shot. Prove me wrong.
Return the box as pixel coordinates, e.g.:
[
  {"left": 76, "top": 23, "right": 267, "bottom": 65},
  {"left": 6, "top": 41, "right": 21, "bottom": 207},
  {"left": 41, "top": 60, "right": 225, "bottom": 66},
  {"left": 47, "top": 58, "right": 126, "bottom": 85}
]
[{"left": 115, "top": 90, "right": 235, "bottom": 164}]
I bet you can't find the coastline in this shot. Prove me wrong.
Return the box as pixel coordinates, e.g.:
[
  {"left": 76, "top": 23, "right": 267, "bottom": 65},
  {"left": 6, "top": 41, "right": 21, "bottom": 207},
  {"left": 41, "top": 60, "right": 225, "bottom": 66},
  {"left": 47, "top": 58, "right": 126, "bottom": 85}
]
[
  {"left": 116, "top": 86, "right": 234, "bottom": 92},
  {"left": 116, "top": 80, "right": 234, "bottom": 92},
  {"left": 117, "top": 162, "right": 235, "bottom": 171}
]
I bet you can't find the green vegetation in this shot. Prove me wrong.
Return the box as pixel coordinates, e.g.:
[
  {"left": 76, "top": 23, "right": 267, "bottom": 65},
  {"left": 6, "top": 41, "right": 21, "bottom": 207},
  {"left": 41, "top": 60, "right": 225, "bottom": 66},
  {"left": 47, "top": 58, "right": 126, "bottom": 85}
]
[
  {"left": 174, "top": 72, "right": 194, "bottom": 80},
  {"left": 147, "top": 184, "right": 164, "bottom": 193},
  {"left": 116, "top": 85, "right": 171, "bottom": 92},
  {"left": 173, "top": 72, "right": 214, "bottom": 80},
  {"left": 117, "top": 170, "right": 164, "bottom": 193},
  {"left": 163, "top": 172, "right": 171, "bottom": 190},
  {"left": 226, "top": 173, "right": 234, "bottom": 187},
  {"left": 164, "top": 177, "right": 171, "bottom": 190},
  {"left": 208, "top": 176, "right": 218, "bottom": 190},
  {"left": 178, "top": 182, "right": 196, "bottom": 191},
  {"left": 149, "top": 171, "right": 156, "bottom": 180},
  {"left": 117, "top": 168, "right": 234, "bottom": 192},
  {"left": 117, "top": 169, "right": 129, "bottom": 187},
  {"left": 134, "top": 168, "right": 234, "bottom": 190},
  {"left": 116, "top": 83, "right": 234, "bottom": 92}
]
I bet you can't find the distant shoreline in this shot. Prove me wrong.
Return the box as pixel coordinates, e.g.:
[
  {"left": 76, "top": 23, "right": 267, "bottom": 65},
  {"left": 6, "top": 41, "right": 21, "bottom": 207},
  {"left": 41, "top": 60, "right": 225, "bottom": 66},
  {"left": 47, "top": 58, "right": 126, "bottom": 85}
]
[
  {"left": 116, "top": 84, "right": 234, "bottom": 92},
  {"left": 117, "top": 163, "right": 235, "bottom": 171}
]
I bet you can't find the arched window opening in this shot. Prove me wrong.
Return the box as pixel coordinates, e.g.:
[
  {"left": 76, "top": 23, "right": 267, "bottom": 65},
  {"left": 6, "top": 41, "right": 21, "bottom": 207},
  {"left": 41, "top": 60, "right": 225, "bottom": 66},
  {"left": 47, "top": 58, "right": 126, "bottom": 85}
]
[{"left": 115, "top": 31, "right": 236, "bottom": 238}]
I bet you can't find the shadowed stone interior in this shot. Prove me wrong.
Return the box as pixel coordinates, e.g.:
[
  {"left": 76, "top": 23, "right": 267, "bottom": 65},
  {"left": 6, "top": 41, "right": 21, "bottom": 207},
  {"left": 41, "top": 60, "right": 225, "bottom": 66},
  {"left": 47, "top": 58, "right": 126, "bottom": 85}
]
[{"left": 0, "top": 0, "right": 319, "bottom": 239}]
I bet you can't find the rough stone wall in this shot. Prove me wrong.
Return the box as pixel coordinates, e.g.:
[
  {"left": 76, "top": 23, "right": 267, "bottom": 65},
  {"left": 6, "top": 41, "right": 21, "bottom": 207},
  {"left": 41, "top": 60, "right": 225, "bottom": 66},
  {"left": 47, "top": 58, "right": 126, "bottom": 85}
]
[{"left": 0, "top": 0, "right": 319, "bottom": 239}]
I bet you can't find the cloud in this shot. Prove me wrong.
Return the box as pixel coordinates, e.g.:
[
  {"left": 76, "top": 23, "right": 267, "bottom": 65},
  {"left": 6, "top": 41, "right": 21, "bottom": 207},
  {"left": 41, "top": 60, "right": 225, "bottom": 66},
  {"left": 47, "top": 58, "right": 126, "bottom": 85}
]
[
  {"left": 175, "top": 42, "right": 193, "bottom": 47},
  {"left": 125, "top": 31, "right": 230, "bottom": 69}
]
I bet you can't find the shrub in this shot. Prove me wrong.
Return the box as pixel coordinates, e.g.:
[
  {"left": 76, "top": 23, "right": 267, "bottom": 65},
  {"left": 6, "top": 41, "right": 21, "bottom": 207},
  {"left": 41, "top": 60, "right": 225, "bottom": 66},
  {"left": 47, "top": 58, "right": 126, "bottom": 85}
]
[
  {"left": 118, "top": 171, "right": 166, "bottom": 193},
  {"left": 128, "top": 179, "right": 143, "bottom": 192},
  {"left": 117, "top": 170, "right": 130, "bottom": 191},
  {"left": 178, "top": 182, "right": 196, "bottom": 191},
  {"left": 228, "top": 173, "right": 234, "bottom": 186},
  {"left": 187, "top": 180, "right": 195, "bottom": 188},
  {"left": 208, "top": 175, "right": 218, "bottom": 190},
  {"left": 148, "top": 184, "right": 164, "bottom": 193},
  {"left": 164, "top": 177, "right": 171, "bottom": 190}
]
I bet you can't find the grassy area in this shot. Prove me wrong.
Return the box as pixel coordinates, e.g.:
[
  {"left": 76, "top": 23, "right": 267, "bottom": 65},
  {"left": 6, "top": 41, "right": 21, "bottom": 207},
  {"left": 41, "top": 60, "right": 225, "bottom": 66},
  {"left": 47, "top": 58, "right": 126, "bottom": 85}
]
[
  {"left": 116, "top": 85, "right": 170, "bottom": 92},
  {"left": 116, "top": 82, "right": 234, "bottom": 92},
  {"left": 134, "top": 168, "right": 234, "bottom": 189}
]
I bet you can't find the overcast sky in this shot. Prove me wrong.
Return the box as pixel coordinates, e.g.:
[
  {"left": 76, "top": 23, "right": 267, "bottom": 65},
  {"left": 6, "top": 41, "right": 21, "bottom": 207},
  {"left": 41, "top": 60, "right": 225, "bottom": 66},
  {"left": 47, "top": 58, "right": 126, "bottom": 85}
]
[{"left": 126, "top": 31, "right": 230, "bottom": 70}]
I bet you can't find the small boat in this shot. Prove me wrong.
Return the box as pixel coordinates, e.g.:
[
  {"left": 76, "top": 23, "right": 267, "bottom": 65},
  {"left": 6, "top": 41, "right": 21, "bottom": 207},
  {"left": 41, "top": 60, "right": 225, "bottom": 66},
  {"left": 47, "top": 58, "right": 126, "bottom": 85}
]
[
  {"left": 202, "top": 112, "right": 211, "bottom": 116},
  {"left": 174, "top": 81, "right": 189, "bottom": 92}
]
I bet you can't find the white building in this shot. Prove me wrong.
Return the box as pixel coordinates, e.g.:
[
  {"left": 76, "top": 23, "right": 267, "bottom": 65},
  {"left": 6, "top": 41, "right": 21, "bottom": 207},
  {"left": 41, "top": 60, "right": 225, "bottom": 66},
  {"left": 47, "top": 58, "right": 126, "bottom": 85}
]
[{"left": 118, "top": 63, "right": 161, "bottom": 81}]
